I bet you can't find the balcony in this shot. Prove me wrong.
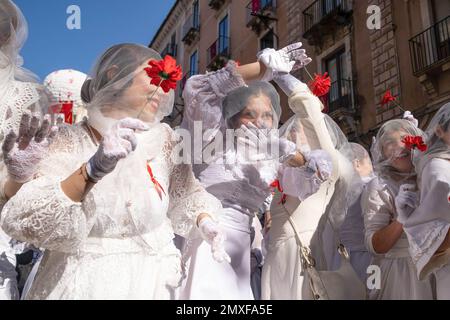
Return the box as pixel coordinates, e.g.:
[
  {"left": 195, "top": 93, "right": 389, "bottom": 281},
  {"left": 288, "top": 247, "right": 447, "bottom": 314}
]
[
  {"left": 321, "top": 78, "right": 354, "bottom": 113},
  {"left": 161, "top": 43, "right": 177, "bottom": 58},
  {"left": 409, "top": 16, "right": 450, "bottom": 76},
  {"left": 182, "top": 13, "right": 200, "bottom": 46},
  {"left": 303, "top": 0, "right": 353, "bottom": 46},
  {"left": 209, "top": 0, "right": 226, "bottom": 11},
  {"left": 246, "top": 0, "right": 277, "bottom": 35},
  {"left": 206, "top": 36, "right": 230, "bottom": 71}
]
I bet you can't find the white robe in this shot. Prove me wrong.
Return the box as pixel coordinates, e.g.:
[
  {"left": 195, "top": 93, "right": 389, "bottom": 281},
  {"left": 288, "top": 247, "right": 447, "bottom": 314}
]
[
  {"left": 178, "top": 62, "right": 324, "bottom": 300},
  {"left": 362, "top": 177, "right": 434, "bottom": 300},
  {"left": 0, "top": 122, "right": 221, "bottom": 300},
  {"left": 403, "top": 158, "right": 450, "bottom": 299},
  {"left": 0, "top": 80, "right": 46, "bottom": 300}
]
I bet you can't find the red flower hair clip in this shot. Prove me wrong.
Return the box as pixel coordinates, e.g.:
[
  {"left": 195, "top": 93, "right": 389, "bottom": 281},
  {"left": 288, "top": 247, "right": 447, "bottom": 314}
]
[{"left": 402, "top": 135, "right": 427, "bottom": 152}]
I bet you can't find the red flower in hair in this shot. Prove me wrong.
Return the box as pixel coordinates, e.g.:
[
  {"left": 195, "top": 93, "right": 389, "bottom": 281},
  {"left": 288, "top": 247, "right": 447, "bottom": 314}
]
[
  {"left": 381, "top": 90, "right": 397, "bottom": 108},
  {"left": 402, "top": 135, "right": 427, "bottom": 152},
  {"left": 144, "top": 55, "right": 182, "bottom": 93},
  {"left": 308, "top": 72, "right": 331, "bottom": 97}
]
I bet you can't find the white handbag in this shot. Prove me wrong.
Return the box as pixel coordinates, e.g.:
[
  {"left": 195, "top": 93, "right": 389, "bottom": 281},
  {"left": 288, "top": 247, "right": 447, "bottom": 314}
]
[{"left": 285, "top": 212, "right": 367, "bottom": 300}]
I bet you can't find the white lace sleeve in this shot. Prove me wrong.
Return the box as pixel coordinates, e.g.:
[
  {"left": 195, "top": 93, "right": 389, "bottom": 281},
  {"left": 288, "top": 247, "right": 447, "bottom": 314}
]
[
  {"left": 0, "top": 176, "right": 96, "bottom": 252},
  {"left": 0, "top": 124, "right": 97, "bottom": 253},
  {"left": 163, "top": 125, "right": 222, "bottom": 239},
  {"left": 0, "top": 162, "right": 8, "bottom": 210},
  {"left": 361, "top": 178, "right": 395, "bottom": 255},
  {"left": 181, "top": 61, "right": 246, "bottom": 148}
]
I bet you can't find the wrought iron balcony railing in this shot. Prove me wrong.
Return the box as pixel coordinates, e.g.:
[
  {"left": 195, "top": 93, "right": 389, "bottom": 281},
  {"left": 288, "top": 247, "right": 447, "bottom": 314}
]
[
  {"left": 246, "top": 0, "right": 277, "bottom": 35},
  {"left": 323, "top": 78, "right": 355, "bottom": 114},
  {"left": 303, "top": 0, "right": 352, "bottom": 45},
  {"left": 209, "top": 0, "right": 226, "bottom": 11},
  {"left": 182, "top": 13, "right": 200, "bottom": 46},
  {"left": 409, "top": 15, "right": 450, "bottom": 75}
]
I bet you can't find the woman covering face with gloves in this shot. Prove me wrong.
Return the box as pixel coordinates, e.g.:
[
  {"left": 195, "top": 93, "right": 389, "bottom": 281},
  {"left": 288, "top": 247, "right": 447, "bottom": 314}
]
[
  {"left": 398, "top": 103, "right": 450, "bottom": 299},
  {"left": 178, "top": 43, "right": 333, "bottom": 300},
  {"left": 0, "top": 0, "right": 51, "bottom": 301},
  {"left": 0, "top": 43, "right": 228, "bottom": 300},
  {"left": 361, "top": 118, "right": 434, "bottom": 299}
]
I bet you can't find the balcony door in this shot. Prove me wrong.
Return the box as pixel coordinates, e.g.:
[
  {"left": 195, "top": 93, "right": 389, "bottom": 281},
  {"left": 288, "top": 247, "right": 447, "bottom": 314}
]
[
  {"left": 325, "top": 49, "right": 350, "bottom": 112},
  {"left": 218, "top": 15, "right": 229, "bottom": 55}
]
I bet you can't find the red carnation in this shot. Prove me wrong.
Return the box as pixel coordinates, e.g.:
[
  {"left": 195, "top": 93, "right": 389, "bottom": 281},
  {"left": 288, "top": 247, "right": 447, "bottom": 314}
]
[
  {"left": 308, "top": 72, "right": 331, "bottom": 97},
  {"left": 402, "top": 135, "right": 427, "bottom": 152},
  {"left": 381, "top": 90, "right": 397, "bottom": 108},
  {"left": 144, "top": 55, "right": 182, "bottom": 93}
]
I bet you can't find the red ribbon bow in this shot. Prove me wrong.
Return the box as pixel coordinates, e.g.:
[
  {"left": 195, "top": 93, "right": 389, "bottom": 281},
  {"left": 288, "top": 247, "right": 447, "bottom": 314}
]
[
  {"left": 147, "top": 163, "right": 166, "bottom": 200},
  {"left": 270, "top": 180, "right": 287, "bottom": 205}
]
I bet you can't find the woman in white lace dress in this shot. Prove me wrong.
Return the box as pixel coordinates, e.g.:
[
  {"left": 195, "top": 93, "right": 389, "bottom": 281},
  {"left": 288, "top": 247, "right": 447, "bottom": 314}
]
[
  {"left": 362, "top": 119, "right": 434, "bottom": 299},
  {"left": 178, "top": 44, "right": 333, "bottom": 299},
  {"left": 0, "top": 0, "right": 49, "bottom": 300},
  {"left": 0, "top": 44, "right": 228, "bottom": 300},
  {"left": 398, "top": 103, "right": 450, "bottom": 299}
]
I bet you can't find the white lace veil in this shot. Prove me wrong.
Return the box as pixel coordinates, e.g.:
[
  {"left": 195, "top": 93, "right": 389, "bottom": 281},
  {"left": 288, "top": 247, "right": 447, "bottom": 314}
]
[
  {"left": 279, "top": 113, "right": 360, "bottom": 231},
  {"left": 78, "top": 44, "right": 176, "bottom": 247},
  {"left": 0, "top": 0, "right": 38, "bottom": 90},
  {"left": 81, "top": 43, "right": 174, "bottom": 134},
  {"left": 222, "top": 81, "right": 281, "bottom": 130},
  {"left": 415, "top": 103, "right": 450, "bottom": 181},
  {"left": 370, "top": 119, "right": 424, "bottom": 181}
]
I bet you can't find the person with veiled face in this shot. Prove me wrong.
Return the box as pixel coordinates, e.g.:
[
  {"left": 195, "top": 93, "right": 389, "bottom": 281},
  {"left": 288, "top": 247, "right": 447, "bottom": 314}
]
[
  {"left": 179, "top": 43, "right": 333, "bottom": 300},
  {"left": 0, "top": 0, "right": 50, "bottom": 301},
  {"left": 399, "top": 103, "right": 450, "bottom": 299},
  {"left": 0, "top": 43, "right": 228, "bottom": 300},
  {"left": 361, "top": 119, "right": 434, "bottom": 300}
]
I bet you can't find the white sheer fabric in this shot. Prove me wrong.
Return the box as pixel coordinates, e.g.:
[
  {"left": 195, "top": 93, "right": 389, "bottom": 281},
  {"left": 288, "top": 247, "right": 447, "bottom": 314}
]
[
  {"left": 361, "top": 177, "right": 434, "bottom": 300},
  {"left": 178, "top": 62, "right": 324, "bottom": 300},
  {"left": 0, "top": 122, "right": 221, "bottom": 299}
]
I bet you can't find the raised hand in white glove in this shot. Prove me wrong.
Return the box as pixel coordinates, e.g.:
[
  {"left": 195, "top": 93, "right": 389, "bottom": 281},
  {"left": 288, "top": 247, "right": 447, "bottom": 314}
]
[
  {"left": 302, "top": 149, "right": 333, "bottom": 181},
  {"left": 257, "top": 42, "right": 312, "bottom": 82},
  {"left": 395, "top": 184, "right": 419, "bottom": 223},
  {"left": 86, "top": 118, "right": 149, "bottom": 182},
  {"left": 198, "top": 217, "right": 231, "bottom": 264},
  {"left": 2, "top": 113, "right": 59, "bottom": 183},
  {"left": 403, "top": 111, "right": 419, "bottom": 128},
  {"left": 274, "top": 73, "right": 309, "bottom": 97},
  {"left": 236, "top": 123, "right": 297, "bottom": 162}
]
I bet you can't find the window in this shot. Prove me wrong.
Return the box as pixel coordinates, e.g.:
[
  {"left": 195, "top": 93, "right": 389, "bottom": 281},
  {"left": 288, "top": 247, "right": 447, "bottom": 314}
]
[
  {"left": 193, "top": 0, "right": 200, "bottom": 29},
  {"left": 324, "top": 49, "right": 351, "bottom": 111},
  {"left": 218, "top": 15, "right": 229, "bottom": 55},
  {"left": 260, "top": 30, "right": 276, "bottom": 50},
  {"left": 190, "top": 51, "right": 198, "bottom": 76}
]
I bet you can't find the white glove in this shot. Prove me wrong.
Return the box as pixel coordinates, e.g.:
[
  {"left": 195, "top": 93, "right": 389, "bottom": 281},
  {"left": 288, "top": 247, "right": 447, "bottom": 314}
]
[
  {"left": 236, "top": 123, "right": 297, "bottom": 162},
  {"left": 86, "top": 118, "right": 149, "bottom": 182},
  {"left": 198, "top": 217, "right": 231, "bottom": 264},
  {"left": 257, "top": 42, "right": 312, "bottom": 82},
  {"left": 274, "top": 73, "right": 308, "bottom": 97},
  {"left": 302, "top": 149, "right": 333, "bottom": 181},
  {"left": 2, "top": 113, "right": 58, "bottom": 183},
  {"left": 395, "top": 184, "right": 419, "bottom": 223},
  {"left": 403, "top": 111, "right": 419, "bottom": 128}
]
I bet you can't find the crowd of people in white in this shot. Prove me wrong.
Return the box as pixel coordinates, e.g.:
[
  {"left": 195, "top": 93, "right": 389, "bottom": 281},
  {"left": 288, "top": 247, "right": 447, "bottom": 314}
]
[{"left": 0, "top": 0, "right": 449, "bottom": 300}]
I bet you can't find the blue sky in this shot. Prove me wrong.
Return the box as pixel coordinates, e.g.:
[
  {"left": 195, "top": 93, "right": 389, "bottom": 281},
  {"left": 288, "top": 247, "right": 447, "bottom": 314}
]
[{"left": 15, "top": 0, "right": 175, "bottom": 80}]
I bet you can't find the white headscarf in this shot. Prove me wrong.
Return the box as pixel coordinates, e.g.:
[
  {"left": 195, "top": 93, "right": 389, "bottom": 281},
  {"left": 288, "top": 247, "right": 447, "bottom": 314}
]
[{"left": 415, "top": 103, "right": 450, "bottom": 181}]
